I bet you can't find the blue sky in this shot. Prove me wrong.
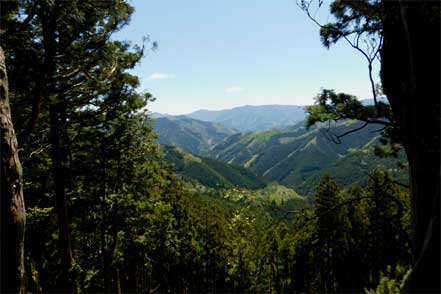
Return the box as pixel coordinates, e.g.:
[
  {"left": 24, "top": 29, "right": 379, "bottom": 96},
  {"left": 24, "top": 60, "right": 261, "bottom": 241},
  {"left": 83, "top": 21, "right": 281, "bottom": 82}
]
[{"left": 116, "top": 0, "right": 380, "bottom": 115}]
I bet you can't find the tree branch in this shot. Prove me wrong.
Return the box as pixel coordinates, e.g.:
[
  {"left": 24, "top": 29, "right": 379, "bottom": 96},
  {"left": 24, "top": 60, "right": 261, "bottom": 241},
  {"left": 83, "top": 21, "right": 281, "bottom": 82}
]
[
  {"left": 298, "top": 0, "right": 382, "bottom": 111},
  {"left": 336, "top": 121, "right": 369, "bottom": 141}
]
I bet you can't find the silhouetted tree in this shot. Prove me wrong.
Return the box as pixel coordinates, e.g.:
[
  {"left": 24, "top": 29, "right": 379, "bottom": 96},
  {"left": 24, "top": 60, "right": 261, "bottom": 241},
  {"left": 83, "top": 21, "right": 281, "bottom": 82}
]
[{"left": 300, "top": 1, "right": 440, "bottom": 290}]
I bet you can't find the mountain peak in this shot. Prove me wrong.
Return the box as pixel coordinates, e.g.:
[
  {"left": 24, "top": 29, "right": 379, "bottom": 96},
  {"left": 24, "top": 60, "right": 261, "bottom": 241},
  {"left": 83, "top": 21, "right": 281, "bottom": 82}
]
[{"left": 186, "top": 105, "right": 307, "bottom": 132}]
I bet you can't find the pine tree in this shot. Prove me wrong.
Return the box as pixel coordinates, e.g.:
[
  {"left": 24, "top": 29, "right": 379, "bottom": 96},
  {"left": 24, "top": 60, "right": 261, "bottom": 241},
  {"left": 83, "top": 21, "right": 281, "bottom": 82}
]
[
  {"left": 313, "top": 174, "right": 342, "bottom": 292},
  {"left": 300, "top": 1, "right": 440, "bottom": 289}
]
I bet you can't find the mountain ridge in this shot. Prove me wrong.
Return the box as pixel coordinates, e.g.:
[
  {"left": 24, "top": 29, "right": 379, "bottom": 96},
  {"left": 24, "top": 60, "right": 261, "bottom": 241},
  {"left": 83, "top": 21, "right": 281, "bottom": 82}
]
[
  {"left": 152, "top": 99, "right": 384, "bottom": 132},
  {"left": 187, "top": 104, "right": 307, "bottom": 131},
  {"left": 152, "top": 103, "right": 405, "bottom": 195},
  {"left": 153, "top": 116, "right": 238, "bottom": 156},
  {"left": 211, "top": 120, "right": 405, "bottom": 195},
  {"left": 162, "top": 145, "right": 267, "bottom": 190}
]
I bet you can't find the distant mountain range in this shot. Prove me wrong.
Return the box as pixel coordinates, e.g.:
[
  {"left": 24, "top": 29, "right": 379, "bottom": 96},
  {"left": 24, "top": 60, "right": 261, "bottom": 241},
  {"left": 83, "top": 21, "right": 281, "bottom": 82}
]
[
  {"left": 153, "top": 104, "right": 307, "bottom": 132},
  {"left": 152, "top": 100, "right": 387, "bottom": 132},
  {"left": 187, "top": 105, "right": 307, "bottom": 131},
  {"left": 152, "top": 103, "right": 404, "bottom": 195}
]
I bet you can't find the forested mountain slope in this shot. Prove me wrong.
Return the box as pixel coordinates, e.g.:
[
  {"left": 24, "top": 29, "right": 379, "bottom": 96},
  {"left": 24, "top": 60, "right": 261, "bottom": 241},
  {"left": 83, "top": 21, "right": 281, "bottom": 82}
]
[
  {"left": 212, "top": 121, "right": 406, "bottom": 194},
  {"left": 2, "top": 0, "right": 431, "bottom": 292},
  {"left": 154, "top": 116, "right": 237, "bottom": 156},
  {"left": 162, "top": 145, "right": 267, "bottom": 189},
  {"left": 186, "top": 104, "right": 307, "bottom": 131},
  {"left": 154, "top": 117, "right": 406, "bottom": 195}
]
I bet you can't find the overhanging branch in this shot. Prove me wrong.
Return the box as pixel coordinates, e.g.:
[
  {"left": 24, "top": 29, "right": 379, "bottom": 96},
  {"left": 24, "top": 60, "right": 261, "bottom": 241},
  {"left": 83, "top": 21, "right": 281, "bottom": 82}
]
[{"left": 336, "top": 121, "right": 369, "bottom": 141}]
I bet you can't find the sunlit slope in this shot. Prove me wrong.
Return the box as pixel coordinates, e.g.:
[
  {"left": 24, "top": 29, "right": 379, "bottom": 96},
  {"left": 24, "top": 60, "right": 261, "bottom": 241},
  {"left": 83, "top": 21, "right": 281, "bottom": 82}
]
[
  {"left": 212, "top": 121, "right": 405, "bottom": 194},
  {"left": 162, "top": 145, "right": 267, "bottom": 190},
  {"left": 154, "top": 116, "right": 238, "bottom": 156}
]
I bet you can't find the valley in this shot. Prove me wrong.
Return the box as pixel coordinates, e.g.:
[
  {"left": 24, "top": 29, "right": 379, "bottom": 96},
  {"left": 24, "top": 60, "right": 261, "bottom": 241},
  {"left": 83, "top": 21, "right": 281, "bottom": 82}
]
[
  {"left": 4, "top": 0, "right": 432, "bottom": 291},
  {"left": 153, "top": 106, "right": 407, "bottom": 196}
]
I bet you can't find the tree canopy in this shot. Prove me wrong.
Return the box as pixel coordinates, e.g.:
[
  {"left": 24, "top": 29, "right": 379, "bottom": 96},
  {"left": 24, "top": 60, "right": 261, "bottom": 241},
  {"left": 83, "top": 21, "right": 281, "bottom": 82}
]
[{"left": 0, "top": 0, "right": 437, "bottom": 292}]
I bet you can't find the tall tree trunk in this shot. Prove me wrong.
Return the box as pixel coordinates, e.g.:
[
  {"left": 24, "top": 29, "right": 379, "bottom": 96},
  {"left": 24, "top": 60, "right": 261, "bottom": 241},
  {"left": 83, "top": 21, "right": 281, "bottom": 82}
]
[
  {"left": 381, "top": 1, "right": 440, "bottom": 292},
  {"left": 40, "top": 4, "right": 76, "bottom": 290},
  {"left": 0, "top": 46, "right": 26, "bottom": 293},
  {"left": 49, "top": 104, "right": 75, "bottom": 292}
]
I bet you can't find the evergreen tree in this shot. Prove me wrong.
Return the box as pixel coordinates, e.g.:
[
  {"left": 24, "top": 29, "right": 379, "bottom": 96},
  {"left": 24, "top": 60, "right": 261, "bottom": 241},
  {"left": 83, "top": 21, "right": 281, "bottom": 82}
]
[
  {"left": 300, "top": 1, "right": 440, "bottom": 290},
  {"left": 365, "top": 171, "right": 412, "bottom": 286},
  {"left": 1, "top": 0, "right": 425, "bottom": 292},
  {"left": 312, "top": 174, "right": 342, "bottom": 292}
]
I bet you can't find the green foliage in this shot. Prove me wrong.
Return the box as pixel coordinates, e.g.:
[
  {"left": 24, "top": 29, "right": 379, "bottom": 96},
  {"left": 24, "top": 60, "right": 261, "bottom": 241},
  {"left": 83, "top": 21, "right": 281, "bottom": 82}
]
[
  {"left": 212, "top": 119, "right": 407, "bottom": 195},
  {"left": 306, "top": 89, "right": 369, "bottom": 127},
  {"left": 4, "top": 1, "right": 413, "bottom": 293},
  {"left": 301, "top": 0, "right": 402, "bottom": 157},
  {"left": 312, "top": 175, "right": 343, "bottom": 292},
  {"left": 154, "top": 116, "right": 237, "bottom": 156},
  {"left": 291, "top": 173, "right": 412, "bottom": 293},
  {"left": 365, "top": 264, "right": 411, "bottom": 294},
  {"left": 318, "top": 0, "right": 382, "bottom": 49},
  {"left": 305, "top": 87, "right": 405, "bottom": 160},
  {"left": 162, "top": 145, "right": 267, "bottom": 189}
]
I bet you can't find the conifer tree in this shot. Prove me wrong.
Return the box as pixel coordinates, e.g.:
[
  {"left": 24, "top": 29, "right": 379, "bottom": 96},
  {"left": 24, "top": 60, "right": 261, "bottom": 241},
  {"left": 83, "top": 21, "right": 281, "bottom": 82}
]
[
  {"left": 300, "top": 1, "right": 439, "bottom": 290},
  {"left": 313, "top": 174, "right": 342, "bottom": 292}
]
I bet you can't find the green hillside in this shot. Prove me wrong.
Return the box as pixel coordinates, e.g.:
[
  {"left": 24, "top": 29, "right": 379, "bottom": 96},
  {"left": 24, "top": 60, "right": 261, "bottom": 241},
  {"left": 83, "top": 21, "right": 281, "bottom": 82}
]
[
  {"left": 162, "top": 145, "right": 267, "bottom": 189},
  {"left": 154, "top": 116, "right": 237, "bottom": 156},
  {"left": 156, "top": 118, "right": 407, "bottom": 195},
  {"left": 212, "top": 121, "right": 407, "bottom": 195}
]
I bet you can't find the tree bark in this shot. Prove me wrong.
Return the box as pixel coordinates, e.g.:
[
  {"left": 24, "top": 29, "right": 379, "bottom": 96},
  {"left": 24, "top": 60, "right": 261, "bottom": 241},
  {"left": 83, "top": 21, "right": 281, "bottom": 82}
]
[
  {"left": 381, "top": 1, "right": 440, "bottom": 292},
  {"left": 0, "top": 46, "right": 26, "bottom": 293}
]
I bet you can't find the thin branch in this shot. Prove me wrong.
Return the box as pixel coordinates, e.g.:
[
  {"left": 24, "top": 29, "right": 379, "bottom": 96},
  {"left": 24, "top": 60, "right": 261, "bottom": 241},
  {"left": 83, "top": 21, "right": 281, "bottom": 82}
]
[
  {"left": 336, "top": 121, "right": 369, "bottom": 140},
  {"left": 355, "top": 32, "right": 362, "bottom": 48},
  {"left": 58, "top": 67, "right": 82, "bottom": 79},
  {"left": 82, "top": 62, "right": 117, "bottom": 84},
  {"left": 28, "top": 144, "right": 51, "bottom": 159},
  {"left": 298, "top": 0, "right": 382, "bottom": 110},
  {"left": 337, "top": 115, "right": 391, "bottom": 126},
  {"left": 297, "top": 0, "right": 325, "bottom": 28},
  {"left": 324, "top": 120, "right": 342, "bottom": 144},
  {"left": 368, "top": 61, "right": 378, "bottom": 107}
]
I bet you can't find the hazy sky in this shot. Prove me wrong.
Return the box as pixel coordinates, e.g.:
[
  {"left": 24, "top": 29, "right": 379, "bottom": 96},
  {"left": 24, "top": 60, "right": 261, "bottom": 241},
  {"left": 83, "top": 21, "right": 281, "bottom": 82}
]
[{"left": 117, "top": 0, "right": 380, "bottom": 115}]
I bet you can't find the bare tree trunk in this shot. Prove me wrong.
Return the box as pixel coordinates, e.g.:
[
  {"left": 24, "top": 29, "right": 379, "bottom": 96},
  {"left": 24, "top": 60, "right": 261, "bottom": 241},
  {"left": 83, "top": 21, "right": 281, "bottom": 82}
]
[
  {"left": 0, "top": 46, "right": 26, "bottom": 293},
  {"left": 116, "top": 269, "right": 122, "bottom": 294},
  {"left": 381, "top": 1, "right": 440, "bottom": 292}
]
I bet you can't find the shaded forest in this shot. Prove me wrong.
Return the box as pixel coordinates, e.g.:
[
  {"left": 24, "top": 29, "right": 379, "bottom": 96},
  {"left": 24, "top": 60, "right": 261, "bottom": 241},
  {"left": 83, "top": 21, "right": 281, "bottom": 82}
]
[{"left": 0, "top": 0, "right": 439, "bottom": 293}]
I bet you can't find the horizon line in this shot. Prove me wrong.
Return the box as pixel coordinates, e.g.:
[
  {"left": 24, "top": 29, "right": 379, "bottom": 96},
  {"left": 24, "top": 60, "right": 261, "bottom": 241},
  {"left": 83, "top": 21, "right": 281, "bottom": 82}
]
[
  {"left": 149, "top": 97, "right": 382, "bottom": 116},
  {"left": 149, "top": 103, "right": 308, "bottom": 116}
]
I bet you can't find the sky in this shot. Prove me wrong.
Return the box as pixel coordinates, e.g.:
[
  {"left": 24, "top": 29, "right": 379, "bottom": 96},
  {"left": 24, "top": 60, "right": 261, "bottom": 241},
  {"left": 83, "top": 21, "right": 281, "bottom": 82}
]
[{"left": 116, "top": 0, "right": 381, "bottom": 115}]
